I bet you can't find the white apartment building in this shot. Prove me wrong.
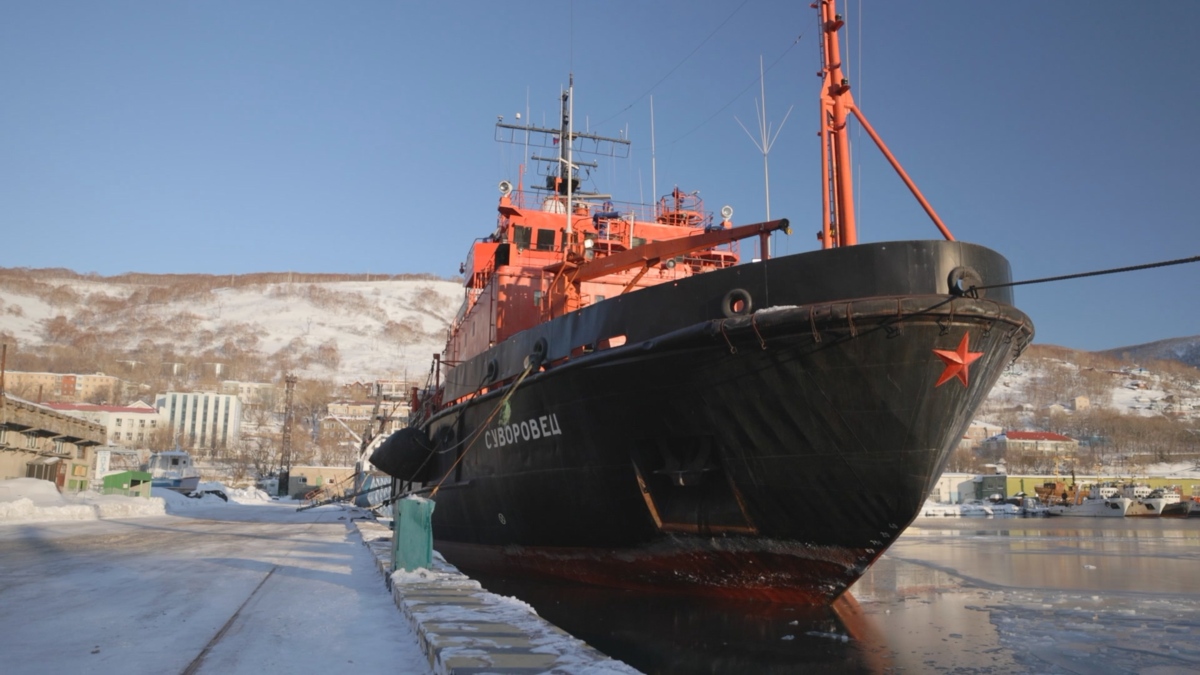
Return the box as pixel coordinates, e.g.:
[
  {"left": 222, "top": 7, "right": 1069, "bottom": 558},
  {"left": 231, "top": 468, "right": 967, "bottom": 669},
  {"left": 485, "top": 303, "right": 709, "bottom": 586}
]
[
  {"left": 4, "top": 371, "right": 123, "bottom": 403},
  {"left": 44, "top": 401, "right": 167, "bottom": 449},
  {"left": 219, "top": 380, "right": 277, "bottom": 408},
  {"left": 154, "top": 392, "right": 243, "bottom": 450}
]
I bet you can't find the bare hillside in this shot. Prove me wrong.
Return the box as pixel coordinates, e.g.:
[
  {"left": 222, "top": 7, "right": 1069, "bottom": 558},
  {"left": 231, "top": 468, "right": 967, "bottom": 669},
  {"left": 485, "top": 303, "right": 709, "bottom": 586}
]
[
  {"left": 0, "top": 268, "right": 462, "bottom": 390},
  {"left": 1099, "top": 336, "right": 1200, "bottom": 370}
]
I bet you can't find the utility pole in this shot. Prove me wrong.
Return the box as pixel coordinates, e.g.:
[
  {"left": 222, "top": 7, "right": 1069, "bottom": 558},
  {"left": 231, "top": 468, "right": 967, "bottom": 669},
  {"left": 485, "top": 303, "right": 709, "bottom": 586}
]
[{"left": 279, "top": 374, "right": 297, "bottom": 497}]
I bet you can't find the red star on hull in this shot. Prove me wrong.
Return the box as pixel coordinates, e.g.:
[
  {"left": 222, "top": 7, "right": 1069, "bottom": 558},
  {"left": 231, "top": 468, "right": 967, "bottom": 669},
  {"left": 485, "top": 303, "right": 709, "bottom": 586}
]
[{"left": 933, "top": 333, "right": 983, "bottom": 387}]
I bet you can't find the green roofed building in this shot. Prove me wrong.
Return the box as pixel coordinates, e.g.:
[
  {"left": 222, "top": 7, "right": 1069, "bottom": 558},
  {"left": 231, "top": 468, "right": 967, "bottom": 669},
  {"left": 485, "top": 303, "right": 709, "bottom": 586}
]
[{"left": 101, "top": 470, "right": 153, "bottom": 498}]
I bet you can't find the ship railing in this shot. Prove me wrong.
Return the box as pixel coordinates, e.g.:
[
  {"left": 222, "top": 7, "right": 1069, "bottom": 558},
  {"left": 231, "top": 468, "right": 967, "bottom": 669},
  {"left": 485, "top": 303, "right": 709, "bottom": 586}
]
[
  {"left": 454, "top": 254, "right": 496, "bottom": 330},
  {"left": 680, "top": 244, "right": 741, "bottom": 272},
  {"left": 508, "top": 190, "right": 667, "bottom": 225}
]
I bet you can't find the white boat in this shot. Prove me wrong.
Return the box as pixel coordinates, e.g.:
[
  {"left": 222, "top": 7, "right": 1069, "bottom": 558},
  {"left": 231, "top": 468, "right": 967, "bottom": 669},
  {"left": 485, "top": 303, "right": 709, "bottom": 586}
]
[
  {"left": 960, "top": 499, "right": 994, "bottom": 517},
  {"left": 1122, "top": 484, "right": 1152, "bottom": 500},
  {"left": 990, "top": 502, "right": 1022, "bottom": 517},
  {"left": 1018, "top": 495, "right": 1049, "bottom": 517},
  {"left": 1126, "top": 489, "right": 1180, "bottom": 517},
  {"left": 921, "top": 500, "right": 962, "bottom": 517},
  {"left": 985, "top": 495, "right": 1022, "bottom": 517},
  {"left": 1162, "top": 499, "right": 1200, "bottom": 518},
  {"left": 1046, "top": 496, "right": 1132, "bottom": 517},
  {"left": 146, "top": 450, "right": 201, "bottom": 493}
]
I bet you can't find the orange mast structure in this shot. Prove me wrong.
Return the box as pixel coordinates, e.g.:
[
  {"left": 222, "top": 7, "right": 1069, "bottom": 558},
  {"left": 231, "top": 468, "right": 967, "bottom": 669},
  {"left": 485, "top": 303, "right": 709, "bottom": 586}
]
[{"left": 816, "top": 0, "right": 955, "bottom": 248}]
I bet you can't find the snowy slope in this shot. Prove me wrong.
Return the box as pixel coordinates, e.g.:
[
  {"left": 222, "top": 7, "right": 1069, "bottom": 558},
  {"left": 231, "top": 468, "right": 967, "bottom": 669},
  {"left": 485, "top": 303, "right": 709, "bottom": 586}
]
[
  {"left": 2, "top": 270, "right": 1198, "bottom": 418},
  {"left": 0, "top": 271, "right": 463, "bottom": 384},
  {"left": 1099, "top": 335, "right": 1200, "bottom": 370}
]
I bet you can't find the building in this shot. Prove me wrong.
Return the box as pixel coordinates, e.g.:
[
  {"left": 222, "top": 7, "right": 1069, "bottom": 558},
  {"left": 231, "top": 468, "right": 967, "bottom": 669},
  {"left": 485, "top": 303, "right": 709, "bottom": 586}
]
[
  {"left": 927, "top": 472, "right": 974, "bottom": 503},
  {"left": 931, "top": 471, "right": 1011, "bottom": 503},
  {"left": 980, "top": 431, "right": 1080, "bottom": 457},
  {"left": 322, "top": 399, "right": 409, "bottom": 454},
  {"left": 285, "top": 465, "right": 356, "bottom": 498},
  {"left": 376, "top": 380, "right": 411, "bottom": 399},
  {"left": 219, "top": 380, "right": 277, "bottom": 409},
  {"left": 1, "top": 393, "right": 106, "bottom": 489},
  {"left": 958, "top": 421, "right": 1003, "bottom": 451},
  {"left": 1, "top": 371, "right": 122, "bottom": 404},
  {"left": 100, "top": 471, "right": 153, "bottom": 497},
  {"left": 341, "top": 379, "right": 417, "bottom": 402},
  {"left": 94, "top": 447, "right": 145, "bottom": 478},
  {"left": 154, "top": 392, "right": 243, "bottom": 451},
  {"left": 43, "top": 401, "right": 167, "bottom": 449}
]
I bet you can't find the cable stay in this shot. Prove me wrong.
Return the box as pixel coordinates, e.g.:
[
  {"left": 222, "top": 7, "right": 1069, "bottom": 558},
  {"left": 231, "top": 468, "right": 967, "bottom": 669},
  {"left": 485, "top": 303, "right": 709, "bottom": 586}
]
[{"left": 968, "top": 255, "right": 1200, "bottom": 294}]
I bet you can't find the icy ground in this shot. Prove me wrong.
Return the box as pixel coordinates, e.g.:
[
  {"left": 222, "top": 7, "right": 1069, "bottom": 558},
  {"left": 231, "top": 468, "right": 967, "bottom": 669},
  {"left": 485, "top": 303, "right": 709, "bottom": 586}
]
[
  {"left": 0, "top": 478, "right": 636, "bottom": 675},
  {"left": 0, "top": 480, "right": 433, "bottom": 674},
  {"left": 0, "top": 477, "right": 273, "bottom": 522},
  {"left": 6, "top": 479, "right": 1199, "bottom": 673}
]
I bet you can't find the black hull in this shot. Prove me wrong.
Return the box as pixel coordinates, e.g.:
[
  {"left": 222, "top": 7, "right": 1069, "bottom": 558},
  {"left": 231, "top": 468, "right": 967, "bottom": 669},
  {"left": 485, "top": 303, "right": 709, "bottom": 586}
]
[{"left": 399, "top": 240, "right": 1033, "bottom": 604}]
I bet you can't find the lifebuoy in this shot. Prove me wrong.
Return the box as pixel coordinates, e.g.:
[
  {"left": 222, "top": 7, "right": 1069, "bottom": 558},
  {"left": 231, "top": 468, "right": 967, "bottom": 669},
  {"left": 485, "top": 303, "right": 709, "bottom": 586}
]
[
  {"left": 947, "top": 266, "right": 984, "bottom": 297},
  {"left": 525, "top": 337, "right": 549, "bottom": 370},
  {"left": 722, "top": 288, "right": 753, "bottom": 318}
]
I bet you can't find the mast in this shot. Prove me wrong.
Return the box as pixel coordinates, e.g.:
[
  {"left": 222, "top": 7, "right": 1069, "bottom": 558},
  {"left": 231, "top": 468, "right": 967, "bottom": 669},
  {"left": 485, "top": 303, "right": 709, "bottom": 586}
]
[
  {"left": 818, "top": 0, "right": 857, "bottom": 247},
  {"left": 817, "top": 0, "right": 955, "bottom": 248},
  {"left": 736, "top": 55, "right": 793, "bottom": 256},
  {"left": 650, "top": 96, "right": 657, "bottom": 218},
  {"left": 562, "top": 75, "right": 575, "bottom": 239}
]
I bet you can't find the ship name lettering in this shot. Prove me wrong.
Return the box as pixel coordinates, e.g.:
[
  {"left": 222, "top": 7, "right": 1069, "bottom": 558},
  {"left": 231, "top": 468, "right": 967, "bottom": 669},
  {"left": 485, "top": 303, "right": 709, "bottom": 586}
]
[{"left": 484, "top": 413, "right": 561, "bottom": 449}]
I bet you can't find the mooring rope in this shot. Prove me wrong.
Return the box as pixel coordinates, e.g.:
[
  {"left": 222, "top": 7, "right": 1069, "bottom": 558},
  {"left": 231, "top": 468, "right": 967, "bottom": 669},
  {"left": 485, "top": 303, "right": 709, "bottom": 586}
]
[
  {"left": 429, "top": 360, "right": 537, "bottom": 498},
  {"left": 972, "top": 254, "right": 1200, "bottom": 292}
]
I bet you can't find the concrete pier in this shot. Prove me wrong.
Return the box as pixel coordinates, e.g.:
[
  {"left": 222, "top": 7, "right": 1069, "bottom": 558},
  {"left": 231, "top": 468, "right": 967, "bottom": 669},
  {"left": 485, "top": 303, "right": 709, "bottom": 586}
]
[{"left": 354, "top": 519, "right": 638, "bottom": 675}]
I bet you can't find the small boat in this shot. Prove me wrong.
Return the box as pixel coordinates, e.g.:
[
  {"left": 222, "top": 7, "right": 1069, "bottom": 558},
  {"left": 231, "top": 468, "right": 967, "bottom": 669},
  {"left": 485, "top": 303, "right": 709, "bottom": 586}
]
[
  {"left": 1018, "top": 495, "right": 1049, "bottom": 517},
  {"left": 921, "top": 500, "right": 962, "bottom": 517},
  {"left": 1161, "top": 499, "right": 1200, "bottom": 518},
  {"left": 960, "top": 500, "right": 994, "bottom": 517},
  {"left": 990, "top": 502, "right": 1021, "bottom": 517},
  {"left": 146, "top": 450, "right": 201, "bottom": 493},
  {"left": 1046, "top": 496, "right": 1132, "bottom": 517},
  {"left": 986, "top": 495, "right": 1021, "bottom": 517},
  {"left": 1127, "top": 489, "right": 1181, "bottom": 517}
]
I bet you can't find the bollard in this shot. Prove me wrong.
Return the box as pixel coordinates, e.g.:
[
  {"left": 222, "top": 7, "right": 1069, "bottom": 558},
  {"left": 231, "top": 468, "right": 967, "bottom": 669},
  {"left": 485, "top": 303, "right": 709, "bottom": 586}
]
[{"left": 392, "top": 495, "right": 436, "bottom": 572}]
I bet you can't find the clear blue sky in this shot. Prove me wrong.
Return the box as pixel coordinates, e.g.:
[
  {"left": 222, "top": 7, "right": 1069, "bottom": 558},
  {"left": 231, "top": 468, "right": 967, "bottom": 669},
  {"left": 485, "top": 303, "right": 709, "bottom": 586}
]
[{"left": 2, "top": 1, "right": 1197, "bottom": 352}]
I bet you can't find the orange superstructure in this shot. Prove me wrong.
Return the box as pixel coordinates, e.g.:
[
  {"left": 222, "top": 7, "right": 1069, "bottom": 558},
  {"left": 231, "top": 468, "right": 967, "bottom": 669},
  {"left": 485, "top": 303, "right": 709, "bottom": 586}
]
[{"left": 445, "top": 80, "right": 789, "bottom": 369}]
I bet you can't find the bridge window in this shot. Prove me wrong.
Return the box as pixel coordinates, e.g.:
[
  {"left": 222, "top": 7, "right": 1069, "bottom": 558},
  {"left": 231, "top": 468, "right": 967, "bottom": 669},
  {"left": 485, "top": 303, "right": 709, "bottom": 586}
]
[
  {"left": 513, "top": 226, "right": 532, "bottom": 250},
  {"left": 535, "top": 229, "right": 557, "bottom": 251}
]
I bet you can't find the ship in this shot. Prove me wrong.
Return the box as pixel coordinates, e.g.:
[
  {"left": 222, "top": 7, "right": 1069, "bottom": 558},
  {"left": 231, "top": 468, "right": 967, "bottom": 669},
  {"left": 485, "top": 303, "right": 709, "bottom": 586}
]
[{"left": 371, "top": 0, "right": 1034, "bottom": 604}]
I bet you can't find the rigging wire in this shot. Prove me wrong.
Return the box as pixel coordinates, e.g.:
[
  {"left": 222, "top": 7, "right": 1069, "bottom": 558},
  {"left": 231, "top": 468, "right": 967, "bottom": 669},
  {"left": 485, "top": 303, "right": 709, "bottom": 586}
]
[
  {"left": 971, "top": 255, "right": 1200, "bottom": 292},
  {"left": 429, "top": 360, "right": 538, "bottom": 498},
  {"left": 593, "top": 0, "right": 753, "bottom": 129}
]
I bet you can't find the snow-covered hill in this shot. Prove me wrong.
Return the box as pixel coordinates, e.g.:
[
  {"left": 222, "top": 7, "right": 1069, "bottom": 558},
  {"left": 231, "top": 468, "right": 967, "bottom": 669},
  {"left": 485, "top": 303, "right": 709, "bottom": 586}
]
[
  {"left": 985, "top": 347, "right": 1200, "bottom": 421},
  {"left": 2, "top": 269, "right": 1198, "bottom": 427},
  {"left": 0, "top": 270, "right": 463, "bottom": 385},
  {"left": 1099, "top": 335, "right": 1200, "bottom": 370}
]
